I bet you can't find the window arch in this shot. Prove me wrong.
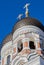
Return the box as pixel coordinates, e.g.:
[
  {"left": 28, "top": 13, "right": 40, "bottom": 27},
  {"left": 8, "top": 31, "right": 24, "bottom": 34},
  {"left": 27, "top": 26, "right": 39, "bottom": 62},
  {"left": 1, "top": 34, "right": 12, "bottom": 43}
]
[
  {"left": 7, "top": 55, "right": 10, "bottom": 65},
  {"left": 29, "top": 41, "right": 35, "bottom": 49},
  {"left": 17, "top": 41, "right": 23, "bottom": 53}
]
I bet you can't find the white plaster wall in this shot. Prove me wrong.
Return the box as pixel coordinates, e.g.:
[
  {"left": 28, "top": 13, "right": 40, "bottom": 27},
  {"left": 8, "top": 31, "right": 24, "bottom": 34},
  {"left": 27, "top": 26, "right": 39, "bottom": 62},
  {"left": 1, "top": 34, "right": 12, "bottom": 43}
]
[
  {"left": 1, "top": 40, "right": 13, "bottom": 65},
  {"left": 40, "top": 57, "right": 44, "bottom": 65},
  {"left": 24, "top": 56, "right": 44, "bottom": 65},
  {"left": 0, "top": 60, "right": 1, "bottom": 65}
]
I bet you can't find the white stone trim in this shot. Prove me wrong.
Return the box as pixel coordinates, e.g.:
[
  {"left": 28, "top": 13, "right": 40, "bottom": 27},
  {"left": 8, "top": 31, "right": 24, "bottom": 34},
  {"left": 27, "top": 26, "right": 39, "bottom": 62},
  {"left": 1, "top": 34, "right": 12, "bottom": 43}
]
[
  {"left": 36, "top": 48, "right": 42, "bottom": 50},
  {"left": 15, "top": 57, "right": 28, "bottom": 65},
  {"left": 22, "top": 38, "right": 29, "bottom": 43},
  {"left": 23, "top": 47, "right": 30, "bottom": 50},
  {"left": 13, "top": 34, "right": 25, "bottom": 44},
  {"left": 13, "top": 25, "right": 44, "bottom": 40},
  {"left": 11, "top": 56, "right": 20, "bottom": 65},
  {"left": 12, "top": 56, "right": 28, "bottom": 65}
]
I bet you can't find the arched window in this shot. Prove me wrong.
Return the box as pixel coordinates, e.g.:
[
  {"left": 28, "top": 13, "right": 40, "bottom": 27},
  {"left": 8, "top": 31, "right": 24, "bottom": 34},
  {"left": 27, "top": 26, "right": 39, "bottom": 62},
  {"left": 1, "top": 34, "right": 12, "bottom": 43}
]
[
  {"left": 18, "top": 42, "right": 23, "bottom": 53},
  {"left": 29, "top": 41, "right": 35, "bottom": 49},
  {"left": 7, "top": 55, "right": 10, "bottom": 65}
]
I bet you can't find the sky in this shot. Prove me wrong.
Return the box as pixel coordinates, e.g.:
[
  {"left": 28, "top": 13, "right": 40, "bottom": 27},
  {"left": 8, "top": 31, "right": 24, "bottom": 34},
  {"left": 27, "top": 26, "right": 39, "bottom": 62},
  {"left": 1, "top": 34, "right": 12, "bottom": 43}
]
[{"left": 0, "top": 0, "right": 44, "bottom": 44}]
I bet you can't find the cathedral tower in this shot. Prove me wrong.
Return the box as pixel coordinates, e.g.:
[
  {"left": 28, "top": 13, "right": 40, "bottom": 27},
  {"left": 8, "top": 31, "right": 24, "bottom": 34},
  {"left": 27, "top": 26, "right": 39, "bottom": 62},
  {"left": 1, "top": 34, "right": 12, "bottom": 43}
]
[{"left": 1, "top": 3, "right": 44, "bottom": 65}]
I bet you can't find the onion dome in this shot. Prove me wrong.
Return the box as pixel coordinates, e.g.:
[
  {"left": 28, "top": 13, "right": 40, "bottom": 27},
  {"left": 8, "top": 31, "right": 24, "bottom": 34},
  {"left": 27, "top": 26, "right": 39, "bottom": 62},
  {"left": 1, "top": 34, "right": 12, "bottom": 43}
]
[
  {"left": 12, "top": 17, "right": 44, "bottom": 33},
  {"left": 12, "top": 3, "right": 44, "bottom": 33},
  {"left": 2, "top": 33, "right": 12, "bottom": 46}
]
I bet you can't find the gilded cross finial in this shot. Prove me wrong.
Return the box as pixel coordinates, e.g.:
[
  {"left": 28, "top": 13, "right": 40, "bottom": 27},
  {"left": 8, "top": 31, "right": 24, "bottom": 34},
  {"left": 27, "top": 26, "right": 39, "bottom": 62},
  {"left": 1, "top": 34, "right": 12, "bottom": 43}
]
[{"left": 24, "top": 3, "right": 30, "bottom": 17}]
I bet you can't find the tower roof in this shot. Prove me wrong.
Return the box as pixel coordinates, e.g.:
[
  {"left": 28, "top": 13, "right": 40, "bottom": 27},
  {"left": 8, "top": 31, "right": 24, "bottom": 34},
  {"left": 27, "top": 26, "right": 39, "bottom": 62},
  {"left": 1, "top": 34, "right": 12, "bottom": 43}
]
[
  {"left": 2, "top": 33, "right": 12, "bottom": 46},
  {"left": 12, "top": 17, "right": 44, "bottom": 33}
]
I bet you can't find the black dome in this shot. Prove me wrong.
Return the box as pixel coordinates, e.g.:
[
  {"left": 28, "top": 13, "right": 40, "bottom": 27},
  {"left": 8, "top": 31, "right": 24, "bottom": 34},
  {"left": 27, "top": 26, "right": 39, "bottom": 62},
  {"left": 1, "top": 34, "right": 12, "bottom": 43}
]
[{"left": 12, "top": 17, "right": 44, "bottom": 33}]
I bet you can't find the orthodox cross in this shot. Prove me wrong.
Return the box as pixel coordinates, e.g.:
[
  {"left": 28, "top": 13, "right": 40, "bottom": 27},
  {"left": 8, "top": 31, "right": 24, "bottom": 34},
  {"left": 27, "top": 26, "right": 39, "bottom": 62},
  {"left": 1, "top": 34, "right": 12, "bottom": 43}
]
[
  {"left": 24, "top": 3, "right": 30, "bottom": 17},
  {"left": 17, "top": 14, "right": 23, "bottom": 20}
]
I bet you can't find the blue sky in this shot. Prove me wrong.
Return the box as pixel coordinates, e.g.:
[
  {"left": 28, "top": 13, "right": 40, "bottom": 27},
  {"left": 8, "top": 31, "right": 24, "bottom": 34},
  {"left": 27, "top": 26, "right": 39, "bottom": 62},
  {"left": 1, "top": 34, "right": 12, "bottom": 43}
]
[{"left": 0, "top": 0, "right": 44, "bottom": 44}]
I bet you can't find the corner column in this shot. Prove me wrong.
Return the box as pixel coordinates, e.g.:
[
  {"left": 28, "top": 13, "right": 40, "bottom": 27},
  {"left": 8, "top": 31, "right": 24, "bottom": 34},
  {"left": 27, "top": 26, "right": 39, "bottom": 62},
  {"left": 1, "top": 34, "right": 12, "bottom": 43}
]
[
  {"left": 35, "top": 38, "right": 42, "bottom": 55},
  {"left": 21, "top": 38, "right": 31, "bottom": 54},
  {"left": 22, "top": 38, "right": 29, "bottom": 49}
]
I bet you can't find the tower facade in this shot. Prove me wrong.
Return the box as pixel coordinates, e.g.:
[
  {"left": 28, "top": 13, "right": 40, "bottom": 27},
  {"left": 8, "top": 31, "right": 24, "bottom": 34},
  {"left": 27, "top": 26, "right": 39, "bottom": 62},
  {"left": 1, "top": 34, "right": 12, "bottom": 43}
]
[{"left": 1, "top": 3, "right": 44, "bottom": 65}]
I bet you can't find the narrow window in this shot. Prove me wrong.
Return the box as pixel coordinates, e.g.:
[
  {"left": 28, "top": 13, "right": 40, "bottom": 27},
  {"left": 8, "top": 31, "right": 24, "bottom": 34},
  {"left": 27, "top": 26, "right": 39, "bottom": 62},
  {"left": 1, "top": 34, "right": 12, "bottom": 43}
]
[
  {"left": 29, "top": 41, "right": 35, "bottom": 49},
  {"left": 18, "top": 42, "right": 23, "bottom": 53},
  {"left": 42, "top": 40, "right": 44, "bottom": 55},
  {"left": 7, "top": 55, "right": 10, "bottom": 65}
]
